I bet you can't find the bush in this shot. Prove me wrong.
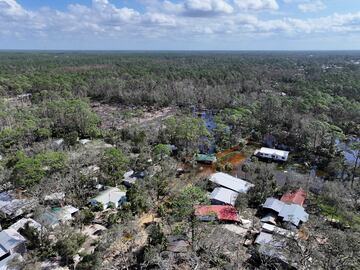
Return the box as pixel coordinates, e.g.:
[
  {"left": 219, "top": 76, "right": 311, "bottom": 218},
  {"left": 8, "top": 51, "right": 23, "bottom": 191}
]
[
  {"left": 11, "top": 152, "right": 45, "bottom": 188},
  {"left": 35, "top": 128, "right": 51, "bottom": 141}
]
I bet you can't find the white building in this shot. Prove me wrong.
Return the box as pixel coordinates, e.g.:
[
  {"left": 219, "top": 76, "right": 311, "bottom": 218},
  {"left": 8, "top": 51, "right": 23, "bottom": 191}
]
[
  {"left": 90, "top": 187, "right": 126, "bottom": 210},
  {"left": 209, "top": 172, "right": 254, "bottom": 193},
  {"left": 210, "top": 187, "right": 239, "bottom": 206},
  {"left": 254, "top": 147, "right": 289, "bottom": 162}
]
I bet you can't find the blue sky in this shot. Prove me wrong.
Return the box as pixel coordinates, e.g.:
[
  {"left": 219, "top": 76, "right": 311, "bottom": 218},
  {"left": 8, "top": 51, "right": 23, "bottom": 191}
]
[{"left": 2, "top": 0, "right": 360, "bottom": 50}]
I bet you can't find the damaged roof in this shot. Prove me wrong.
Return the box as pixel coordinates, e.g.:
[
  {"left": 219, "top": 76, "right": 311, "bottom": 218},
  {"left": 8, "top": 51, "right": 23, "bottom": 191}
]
[
  {"left": 281, "top": 189, "right": 306, "bottom": 206},
  {"left": 0, "top": 192, "right": 36, "bottom": 218},
  {"left": 278, "top": 204, "right": 309, "bottom": 226},
  {"left": 194, "top": 205, "right": 239, "bottom": 222},
  {"left": 0, "top": 229, "right": 26, "bottom": 256},
  {"left": 262, "top": 197, "right": 309, "bottom": 226}
]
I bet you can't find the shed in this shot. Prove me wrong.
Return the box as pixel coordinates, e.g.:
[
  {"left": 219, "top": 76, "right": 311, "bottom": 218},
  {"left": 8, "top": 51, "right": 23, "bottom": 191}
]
[
  {"left": 44, "top": 192, "right": 65, "bottom": 203},
  {"left": 210, "top": 188, "right": 239, "bottom": 206},
  {"left": 209, "top": 172, "right": 254, "bottom": 193},
  {"left": 281, "top": 189, "right": 306, "bottom": 206},
  {"left": 90, "top": 187, "right": 126, "bottom": 210},
  {"left": 194, "top": 205, "right": 239, "bottom": 222},
  {"left": 194, "top": 154, "right": 217, "bottom": 164}
]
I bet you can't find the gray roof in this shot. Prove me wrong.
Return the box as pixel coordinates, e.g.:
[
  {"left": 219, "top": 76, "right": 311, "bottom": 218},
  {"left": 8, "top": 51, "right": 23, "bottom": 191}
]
[
  {"left": 9, "top": 218, "right": 42, "bottom": 232},
  {"left": 0, "top": 192, "right": 36, "bottom": 218},
  {"left": 262, "top": 197, "right": 309, "bottom": 226},
  {"left": 255, "top": 232, "right": 287, "bottom": 261},
  {"left": 262, "top": 198, "right": 286, "bottom": 213},
  {"left": 210, "top": 187, "right": 239, "bottom": 206},
  {"left": 209, "top": 172, "right": 254, "bottom": 193},
  {"left": 278, "top": 204, "right": 309, "bottom": 226},
  {"left": 90, "top": 187, "right": 126, "bottom": 209},
  {"left": 0, "top": 253, "right": 22, "bottom": 270},
  {"left": 255, "top": 232, "right": 273, "bottom": 245},
  {"left": 0, "top": 229, "right": 25, "bottom": 256}
]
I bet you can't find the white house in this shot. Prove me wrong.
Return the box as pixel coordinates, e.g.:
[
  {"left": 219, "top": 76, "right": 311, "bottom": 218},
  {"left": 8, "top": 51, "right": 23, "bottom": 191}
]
[
  {"left": 254, "top": 147, "right": 289, "bottom": 162},
  {"left": 90, "top": 187, "right": 126, "bottom": 210}
]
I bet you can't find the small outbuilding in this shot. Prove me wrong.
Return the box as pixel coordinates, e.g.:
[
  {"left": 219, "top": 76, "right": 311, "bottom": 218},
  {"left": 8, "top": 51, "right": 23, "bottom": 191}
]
[{"left": 194, "top": 154, "right": 217, "bottom": 164}]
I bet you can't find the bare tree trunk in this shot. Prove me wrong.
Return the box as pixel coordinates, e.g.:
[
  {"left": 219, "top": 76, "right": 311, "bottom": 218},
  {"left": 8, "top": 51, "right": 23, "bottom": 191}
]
[{"left": 351, "top": 153, "right": 359, "bottom": 187}]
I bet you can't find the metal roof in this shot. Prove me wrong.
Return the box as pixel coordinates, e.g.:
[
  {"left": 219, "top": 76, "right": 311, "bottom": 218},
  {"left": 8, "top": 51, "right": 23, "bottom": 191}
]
[
  {"left": 262, "top": 197, "right": 309, "bottom": 226},
  {"left": 44, "top": 192, "right": 65, "bottom": 201},
  {"left": 210, "top": 187, "right": 239, "bottom": 206},
  {"left": 278, "top": 204, "right": 309, "bottom": 226},
  {"left": 209, "top": 172, "right": 254, "bottom": 193},
  {"left": 255, "top": 232, "right": 273, "bottom": 245},
  {"left": 194, "top": 154, "right": 217, "bottom": 163},
  {"left": 0, "top": 253, "right": 22, "bottom": 270},
  {"left": 90, "top": 187, "right": 126, "bottom": 208},
  {"left": 281, "top": 189, "right": 306, "bottom": 206},
  {"left": 39, "top": 205, "right": 79, "bottom": 226},
  {"left": 261, "top": 223, "right": 295, "bottom": 238},
  {"left": 0, "top": 195, "right": 36, "bottom": 218},
  {"left": 254, "top": 147, "right": 290, "bottom": 160},
  {"left": 262, "top": 198, "right": 286, "bottom": 213},
  {"left": 0, "top": 229, "right": 25, "bottom": 254},
  {"left": 194, "top": 205, "right": 239, "bottom": 222},
  {"left": 258, "top": 147, "right": 289, "bottom": 157},
  {"left": 9, "top": 218, "right": 42, "bottom": 232}
]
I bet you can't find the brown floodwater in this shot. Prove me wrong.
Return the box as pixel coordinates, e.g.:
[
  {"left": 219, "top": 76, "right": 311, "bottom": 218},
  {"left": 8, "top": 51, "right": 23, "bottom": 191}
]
[{"left": 196, "top": 146, "right": 249, "bottom": 177}]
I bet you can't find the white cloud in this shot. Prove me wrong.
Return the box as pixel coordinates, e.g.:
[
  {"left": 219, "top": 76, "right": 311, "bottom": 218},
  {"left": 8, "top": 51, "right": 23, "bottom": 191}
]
[
  {"left": 182, "top": 0, "right": 234, "bottom": 17},
  {"left": 1, "top": 0, "right": 360, "bottom": 48},
  {"left": 298, "top": 0, "right": 326, "bottom": 13},
  {"left": 234, "top": 0, "right": 279, "bottom": 11},
  {"left": 0, "top": 0, "right": 30, "bottom": 18}
]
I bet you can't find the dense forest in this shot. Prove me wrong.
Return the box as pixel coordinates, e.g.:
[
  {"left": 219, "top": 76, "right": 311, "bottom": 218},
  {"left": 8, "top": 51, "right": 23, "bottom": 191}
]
[{"left": 0, "top": 52, "right": 359, "bottom": 269}]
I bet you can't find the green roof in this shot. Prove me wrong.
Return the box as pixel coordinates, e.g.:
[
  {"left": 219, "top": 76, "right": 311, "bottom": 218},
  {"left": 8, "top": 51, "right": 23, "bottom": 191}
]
[{"left": 194, "top": 154, "right": 217, "bottom": 163}]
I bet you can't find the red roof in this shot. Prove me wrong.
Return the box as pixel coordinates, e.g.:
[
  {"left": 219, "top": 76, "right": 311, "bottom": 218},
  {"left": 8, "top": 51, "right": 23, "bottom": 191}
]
[
  {"left": 194, "top": 205, "right": 239, "bottom": 222},
  {"left": 281, "top": 189, "right": 306, "bottom": 206}
]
